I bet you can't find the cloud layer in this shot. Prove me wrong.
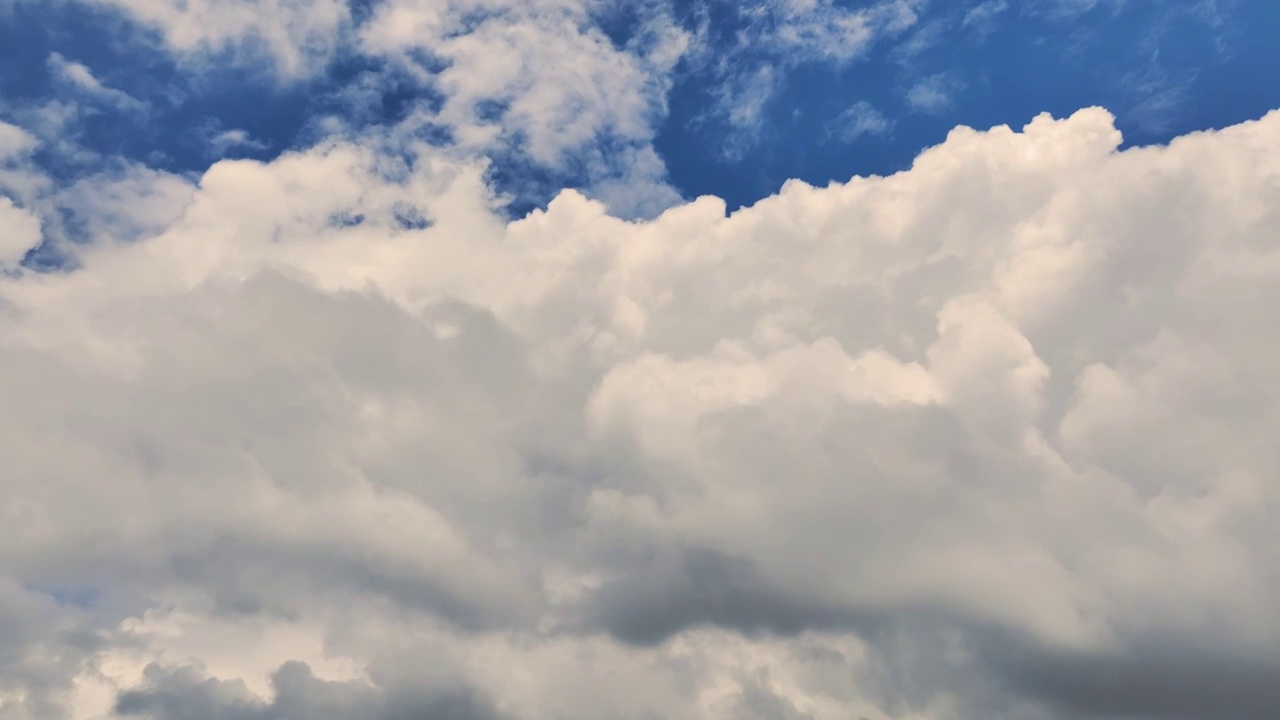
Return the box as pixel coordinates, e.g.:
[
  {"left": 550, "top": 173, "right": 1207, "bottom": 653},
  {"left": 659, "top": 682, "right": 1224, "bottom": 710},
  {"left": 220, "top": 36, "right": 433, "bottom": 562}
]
[{"left": 1, "top": 98, "right": 1278, "bottom": 720}]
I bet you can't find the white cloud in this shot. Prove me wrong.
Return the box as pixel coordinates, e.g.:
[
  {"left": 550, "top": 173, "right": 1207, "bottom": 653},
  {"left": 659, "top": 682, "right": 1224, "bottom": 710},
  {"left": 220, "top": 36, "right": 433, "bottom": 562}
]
[
  {"left": 706, "top": 63, "right": 783, "bottom": 159},
  {"left": 751, "top": 0, "right": 920, "bottom": 65},
  {"left": 826, "top": 100, "right": 893, "bottom": 143},
  {"left": 2, "top": 105, "right": 1280, "bottom": 720},
  {"left": 79, "top": 0, "right": 352, "bottom": 79},
  {"left": 11, "top": 1, "right": 690, "bottom": 218},
  {"left": 0, "top": 120, "right": 37, "bottom": 159},
  {"left": 700, "top": 0, "right": 921, "bottom": 152},
  {"left": 51, "top": 165, "right": 197, "bottom": 246},
  {"left": 962, "top": 0, "right": 1009, "bottom": 35},
  {"left": 0, "top": 196, "right": 41, "bottom": 264},
  {"left": 0, "top": 120, "right": 47, "bottom": 203},
  {"left": 358, "top": 0, "right": 691, "bottom": 217},
  {"left": 46, "top": 53, "right": 147, "bottom": 114},
  {"left": 207, "top": 128, "right": 269, "bottom": 157},
  {"left": 907, "top": 71, "right": 967, "bottom": 113},
  {"left": 1031, "top": 0, "right": 1110, "bottom": 21}
]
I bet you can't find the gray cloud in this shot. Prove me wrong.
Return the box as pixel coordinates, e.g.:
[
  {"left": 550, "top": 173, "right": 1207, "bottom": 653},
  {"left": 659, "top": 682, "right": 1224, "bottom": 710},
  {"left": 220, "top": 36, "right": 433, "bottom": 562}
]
[
  {"left": 587, "top": 547, "right": 863, "bottom": 645},
  {"left": 1002, "top": 641, "right": 1280, "bottom": 720},
  {"left": 115, "top": 662, "right": 508, "bottom": 720}
]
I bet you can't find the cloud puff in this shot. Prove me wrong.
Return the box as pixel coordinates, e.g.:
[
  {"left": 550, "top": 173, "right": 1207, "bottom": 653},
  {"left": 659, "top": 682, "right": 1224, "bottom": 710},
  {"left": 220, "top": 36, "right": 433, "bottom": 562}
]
[
  {"left": 46, "top": 53, "right": 147, "bottom": 114},
  {"left": 826, "top": 100, "right": 893, "bottom": 143},
  {"left": 961, "top": 0, "right": 1009, "bottom": 36},
  {"left": 2, "top": 104, "right": 1280, "bottom": 720},
  {"left": 206, "top": 128, "right": 269, "bottom": 158},
  {"left": 5, "top": 1, "right": 691, "bottom": 219},
  {"left": 0, "top": 120, "right": 46, "bottom": 201},
  {"left": 741, "top": 0, "right": 920, "bottom": 65},
  {"left": 0, "top": 196, "right": 41, "bottom": 264},
  {"left": 80, "top": 0, "right": 352, "bottom": 79},
  {"left": 358, "top": 0, "right": 689, "bottom": 216},
  {"left": 906, "top": 71, "right": 967, "bottom": 113}
]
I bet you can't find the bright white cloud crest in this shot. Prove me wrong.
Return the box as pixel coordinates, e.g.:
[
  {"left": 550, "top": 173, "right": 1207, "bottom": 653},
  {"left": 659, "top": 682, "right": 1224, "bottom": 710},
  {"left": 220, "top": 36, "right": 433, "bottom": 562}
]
[{"left": 2, "top": 99, "right": 1279, "bottom": 719}]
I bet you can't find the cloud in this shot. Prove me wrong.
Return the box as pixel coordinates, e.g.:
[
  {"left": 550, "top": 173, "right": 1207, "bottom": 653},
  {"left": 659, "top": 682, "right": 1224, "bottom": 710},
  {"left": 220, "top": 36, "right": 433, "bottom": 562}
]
[
  {"left": 114, "top": 661, "right": 509, "bottom": 720},
  {"left": 742, "top": 0, "right": 921, "bottom": 66},
  {"left": 79, "top": 0, "right": 352, "bottom": 79},
  {"left": 697, "top": 0, "right": 921, "bottom": 154},
  {"left": 1109, "top": 0, "right": 1238, "bottom": 135},
  {"left": 1028, "top": 0, "right": 1113, "bottom": 21},
  {"left": 0, "top": 121, "right": 37, "bottom": 159},
  {"left": 706, "top": 63, "right": 783, "bottom": 158},
  {"left": 47, "top": 53, "right": 147, "bottom": 114},
  {"left": 2, "top": 104, "right": 1280, "bottom": 720},
  {"left": 0, "top": 196, "right": 41, "bottom": 264},
  {"left": 962, "top": 0, "right": 1009, "bottom": 36},
  {"left": 825, "top": 101, "right": 893, "bottom": 143},
  {"left": 4, "top": 1, "right": 691, "bottom": 219},
  {"left": 0, "top": 121, "right": 48, "bottom": 203},
  {"left": 906, "top": 71, "right": 967, "bottom": 113},
  {"left": 49, "top": 165, "right": 196, "bottom": 246},
  {"left": 206, "top": 129, "right": 269, "bottom": 158},
  {"left": 356, "top": 0, "right": 690, "bottom": 217}
]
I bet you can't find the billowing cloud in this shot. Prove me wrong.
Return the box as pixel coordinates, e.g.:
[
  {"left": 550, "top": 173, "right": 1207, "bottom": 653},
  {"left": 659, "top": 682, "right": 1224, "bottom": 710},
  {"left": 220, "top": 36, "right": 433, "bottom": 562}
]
[
  {"left": 0, "top": 101, "right": 1278, "bottom": 720},
  {"left": 357, "top": 0, "right": 690, "bottom": 216}
]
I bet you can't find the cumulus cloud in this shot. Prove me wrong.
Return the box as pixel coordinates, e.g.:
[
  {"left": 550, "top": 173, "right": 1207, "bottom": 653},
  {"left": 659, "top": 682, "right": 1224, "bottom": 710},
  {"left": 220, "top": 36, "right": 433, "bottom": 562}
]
[
  {"left": 358, "top": 0, "right": 689, "bottom": 216},
  {"left": 0, "top": 102, "right": 1278, "bottom": 720},
  {"left": 20, "top": 0, "right": 686, "bottom": 217}
]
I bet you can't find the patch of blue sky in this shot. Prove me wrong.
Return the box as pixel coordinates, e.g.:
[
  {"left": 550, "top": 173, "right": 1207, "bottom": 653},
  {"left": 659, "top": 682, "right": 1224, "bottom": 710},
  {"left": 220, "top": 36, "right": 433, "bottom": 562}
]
[
  {"left": 656, "top": 0, "right": 1280, "bottom": 210},
  {"left": 1, "top": 0, "right": 1278, "bottom": 222},
  {"left": 29, "top": 583, "right": 101, "bottom": 610},
  {"left": 0, "top": 1, "right": 427, "bottom": 182}
]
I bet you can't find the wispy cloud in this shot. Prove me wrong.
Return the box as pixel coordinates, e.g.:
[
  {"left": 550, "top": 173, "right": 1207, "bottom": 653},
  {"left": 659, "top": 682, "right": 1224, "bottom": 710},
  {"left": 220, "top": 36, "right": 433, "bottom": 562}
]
[
  {"left": 46, "top": 53, "right": 147, "bottom": 114},
  {"left": 82, "top": 0, "right": 353, "bottom": 80},
  {"left": 696, "top": 0, "right": 922, "bottom": 157},
  {"left": 825, "top": 100, "right": 893, "bottom": 143},
  {"left": 906, "top": 71, "right": 967, "bottom": 113},
  {"left": 206, "top": 128, "right": 268, "bottom": 158},
  {"left": 962, "top": 0, "right": 1010, "bottom": 36}
]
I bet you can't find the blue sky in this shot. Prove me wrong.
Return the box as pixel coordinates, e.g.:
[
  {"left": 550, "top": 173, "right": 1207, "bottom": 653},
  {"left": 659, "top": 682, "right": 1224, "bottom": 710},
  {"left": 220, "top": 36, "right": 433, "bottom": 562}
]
[{"left": 3, "top": 3, "right": 1280, "bottom": 720}]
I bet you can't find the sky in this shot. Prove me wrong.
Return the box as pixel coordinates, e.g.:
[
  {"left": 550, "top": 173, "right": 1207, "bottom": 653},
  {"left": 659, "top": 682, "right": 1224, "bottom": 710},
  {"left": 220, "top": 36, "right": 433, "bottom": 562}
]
[{"left": 0, "top": 1, "right": 1278, "bottom": 719}]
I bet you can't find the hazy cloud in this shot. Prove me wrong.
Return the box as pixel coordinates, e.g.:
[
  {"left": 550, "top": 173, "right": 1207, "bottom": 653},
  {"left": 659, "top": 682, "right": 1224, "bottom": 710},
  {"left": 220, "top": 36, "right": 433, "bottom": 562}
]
[
  {"left": 825, "top": 101, "right": 893, "bottom": 143},
  {"left": 906, "top": 71, "right": 967, "bottom": 113}
]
